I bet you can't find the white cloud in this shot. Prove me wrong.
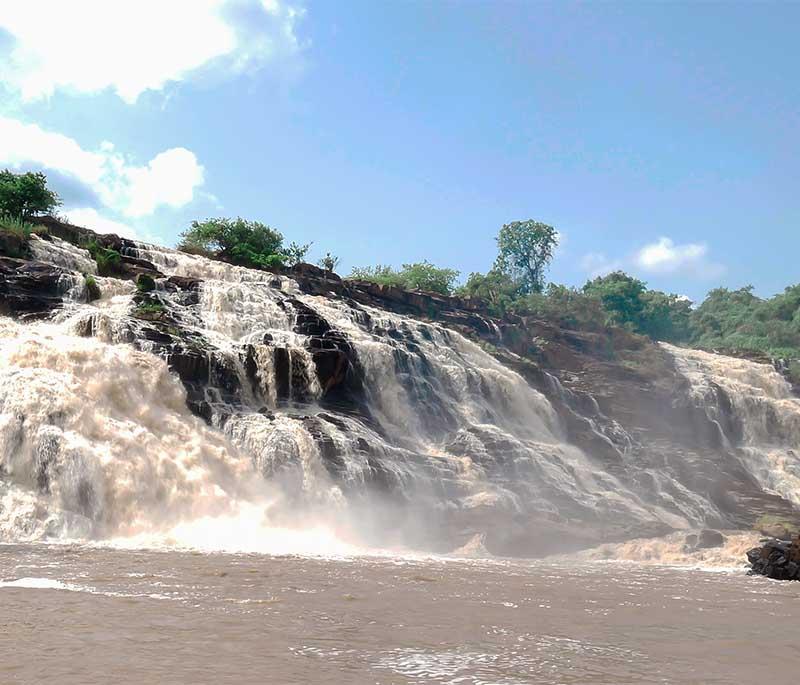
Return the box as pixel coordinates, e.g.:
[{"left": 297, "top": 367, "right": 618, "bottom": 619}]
[
  {"left": 66, "top": 208, "right": 138, "bottom": 240},
  {"left": 0, "top": 116, "right": 204, "bottom": 217},
  {"left": 0, "top": 0, "right": 303, "bottom": 103},
  {"left": 580, "top": 235, "right": 725, "bottom": 281},
  {"left": 634, "top": 237, "right": 707, "bottom": 274}
]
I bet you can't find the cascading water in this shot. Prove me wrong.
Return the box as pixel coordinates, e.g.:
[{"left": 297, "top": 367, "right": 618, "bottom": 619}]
[
  {"left": 665, "top": 343, "right": 800, "bottom": 507},
  {"left": 2, "top": 234, "right": 800, "bottom": 555}
]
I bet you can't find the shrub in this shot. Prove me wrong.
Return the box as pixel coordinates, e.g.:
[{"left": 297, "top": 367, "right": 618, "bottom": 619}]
[
  {"left": 348, "top": 261, "right": 460, "bottom": 296},
  {"left": 134, "top": 301, "right": 165, "bottom": 316},
  {"left": 136, "top": 273, "right": 156, "bottom": 293},
  {"left": 317, "top": 252, "right": 341, "bottom": 273},
  {"left": 177, "top": 217, "right": 304, "bottom": 270},
  {"left": 84, "top": 240, "right": 122, "bottom": 276}
]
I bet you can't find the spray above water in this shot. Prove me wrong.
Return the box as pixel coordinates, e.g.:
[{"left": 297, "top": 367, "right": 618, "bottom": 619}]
[{"left": 0, "top": 316, "right": 358, "bottom": 553}]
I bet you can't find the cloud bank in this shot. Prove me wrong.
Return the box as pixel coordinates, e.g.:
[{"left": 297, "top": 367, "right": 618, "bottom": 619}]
[
  {"left": 0, "top": 116, "right": 204, "bottom": 218},
  {"left": 0, "top": 0, "right": 304, "bottom": 103}
]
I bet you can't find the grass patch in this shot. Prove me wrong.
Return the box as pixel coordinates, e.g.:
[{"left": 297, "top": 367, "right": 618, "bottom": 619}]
[
  {"left": 754, "top": 514, "right": 800, "bottom": 538},
  {"left": 0, "top": 213, "right": 48, "bottom": 238},
  {"left": 84, "top": 274, "right": 101, "bottom": 302},
  {"left": 84, "top": 239, "right": 122, "bottom": 276},
  {"left": 134, "top": 301, "right": 165, "bottom": 316}
]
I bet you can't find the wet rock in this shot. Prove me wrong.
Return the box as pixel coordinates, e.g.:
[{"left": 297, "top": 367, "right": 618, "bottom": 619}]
[
  {"left": 0, "top": 257, "right": 68, "bottom": 318},
  {"left": 696, "top": 529, "right": 725, "bottom": 549},
  {"left": 747, "top": 537, "right": 800, "bottom": 580}
]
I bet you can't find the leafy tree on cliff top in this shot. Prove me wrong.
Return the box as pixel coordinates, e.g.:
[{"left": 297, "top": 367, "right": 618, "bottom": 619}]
[
  {"left": 583, "top": 271, "right": 648, "bottom": 330},
  {"left": 0, "top": 169, "right": 61, "bottom": 220},
  {"left": 455, "top": 269, "right": 520, "bottom": 315},
  {"left": 581, "top": 271, "right": 692, "bottom": 342},
  {"left": 494, "top": 219, "right": 559, "bottom": 295},
  {"left": 178, "top": 217, "right": 304, "bottom": 269}
]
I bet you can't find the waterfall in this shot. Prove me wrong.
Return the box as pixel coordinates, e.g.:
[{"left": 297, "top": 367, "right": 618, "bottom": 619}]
[
  {"left": 664, "top": 343, "right": 800, "bottom": 507},
  {"left": 2, "top": 236, "right": 799, "bottom": 554}
]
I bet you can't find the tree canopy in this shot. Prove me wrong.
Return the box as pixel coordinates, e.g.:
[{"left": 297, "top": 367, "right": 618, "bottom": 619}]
[
  {"left": 494, "top": 220, "right": 559, "bottom": 294},
  {"left": 0, "top": 169, "right": 61, "bottom": 220}
]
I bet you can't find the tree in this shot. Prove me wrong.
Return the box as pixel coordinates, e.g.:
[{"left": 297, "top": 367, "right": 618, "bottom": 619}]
[
  {"left": 494, "top": 219, "right": 559, "bottom": 294},
  {"left": 178, "top": 217, "right": 287, "bottom": 268},
  {"left": 582, "top": 271, "right": 693, "bottom": 342},
  {"left": 640, "top": 290, "right": 693, "bottom": 342},
  {"left": 318, "top": 252, "right": 340, "bottom": 273},
  {"left": 0, "top": 169, "right": 61, "bottom": 219},
  {"left": 398, "top": 261, "right": 460, "bottom": 295},
  {"left": 583, "top": 271, "right": 648, "bottom": 330},
  {"left": 455, "top": 269, "right": 520, "bottom": 314},
  {"left": 283, "top": 240, "right": 313, "bottom": 267}
]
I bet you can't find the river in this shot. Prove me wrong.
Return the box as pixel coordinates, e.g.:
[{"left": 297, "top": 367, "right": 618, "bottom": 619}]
[{"left": 1, "top": 538, "right": 797, "bottom": 685}]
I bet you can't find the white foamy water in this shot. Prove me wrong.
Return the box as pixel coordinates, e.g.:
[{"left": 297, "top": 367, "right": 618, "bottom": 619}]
[{"left": 665, "top": 343, "right": 800, "bottom": 506}]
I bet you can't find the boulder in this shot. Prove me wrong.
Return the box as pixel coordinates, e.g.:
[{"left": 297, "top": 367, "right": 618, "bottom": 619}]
[
  {"left": 0, "top": 257, "right": 67, "bottom": 317},
  {"left": 747, "top": 537, "right": 800, "bottom": 580},
  {"left": 696, "top": 529, "right": 725, "bottom": 549}
]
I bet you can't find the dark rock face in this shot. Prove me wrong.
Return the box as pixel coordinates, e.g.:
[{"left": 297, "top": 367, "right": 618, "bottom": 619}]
[
  {"left": 688, "top": 529, "right": 726, "bottom": 550},
  {"left": 0, "top": 231, "right": 30, "bottom": 259},
  {"left": 290, "top": 298, "right": 367, "bottom": 414},
  {"left": 747, "top": 537, "right": 800, "bottom": 580},
  {"left": 0, "top": 257, "right": 69, "bottom": 318}
]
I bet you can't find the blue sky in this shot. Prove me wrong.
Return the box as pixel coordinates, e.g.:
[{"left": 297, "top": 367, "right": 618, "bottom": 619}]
[{"left": 1, "top": 1, "right": 797, "bottom": 302}]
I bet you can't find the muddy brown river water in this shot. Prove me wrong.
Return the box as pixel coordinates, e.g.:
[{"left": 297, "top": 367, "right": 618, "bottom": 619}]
[{"left": 2, "top": 541, "right": 799, "bottom": 684}]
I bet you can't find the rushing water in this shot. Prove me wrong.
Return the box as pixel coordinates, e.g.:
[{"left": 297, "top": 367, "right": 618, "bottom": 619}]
[{"left": 1, "top": 539, "right": 798, "bottom": 685}]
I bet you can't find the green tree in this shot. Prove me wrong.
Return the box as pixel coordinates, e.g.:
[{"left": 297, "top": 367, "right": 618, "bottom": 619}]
[
  {"left": 455, "top": 269, "right": 520, "bottom": 314},
  {"left": 0, "top": 169, "right": 61, "bottom": 220},
  {"left": 494, "top": 219, "right": 559, "bottom": 294},
  {"left": 283, "top": 240, "right": 312, "bottom": 267},
  {"left": 398, "top": 261, "right": 459, "bottom": 295},
  {"left": 318, "top": 252, "right": 341, "bottom": 273},
  {"left": 640, "top": 290, "right": 693, "bottom": 342},
  {"left": 178, "top": 217, "right": 287, "bottom": 268},
  {"left": 583, "top": 271, "right": 648, "bottom": 330}
]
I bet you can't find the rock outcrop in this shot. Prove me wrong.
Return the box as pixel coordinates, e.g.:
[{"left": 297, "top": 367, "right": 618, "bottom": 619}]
[
  {"left": 747, "top": 537, "right": 800, "bottom": 580},
  {"left": 0, "top": 256, "right": 70, "bottom": 318}
]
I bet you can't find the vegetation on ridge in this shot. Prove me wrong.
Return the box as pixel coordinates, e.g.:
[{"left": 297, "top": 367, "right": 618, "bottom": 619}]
[
  {"left": 178, "top": 217, "right": 310, "bottom": 269},
  {"left": 3, "top": 168, "right": 800, "bottom": 362},
  {"left": 349, "top": 261, "right": 460, "bottom": 296}
]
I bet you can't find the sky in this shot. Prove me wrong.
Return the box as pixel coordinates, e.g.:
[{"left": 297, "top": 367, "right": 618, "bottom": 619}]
[{"left": 0, "top": 1, "right": 797, "bottom": 302}]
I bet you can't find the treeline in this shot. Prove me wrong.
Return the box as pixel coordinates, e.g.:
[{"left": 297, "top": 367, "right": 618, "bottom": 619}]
[
  {"left": 3, "top": 169, "right": 799, "bottom": 359},
  {"left": 348, "top": 219, "right": 800, "bottom": 360}
]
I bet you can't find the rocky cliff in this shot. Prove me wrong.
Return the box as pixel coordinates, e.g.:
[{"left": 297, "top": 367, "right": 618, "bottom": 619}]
[{"left": 2, "top": 217, "right": 799, "bottom": 556}]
